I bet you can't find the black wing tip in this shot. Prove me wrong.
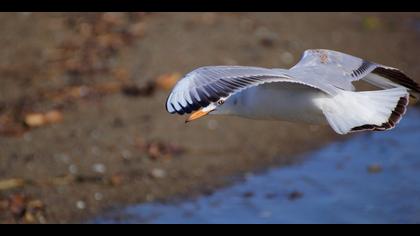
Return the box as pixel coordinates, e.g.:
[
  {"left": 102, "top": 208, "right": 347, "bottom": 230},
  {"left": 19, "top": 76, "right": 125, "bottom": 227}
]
[
  {"left": 350, "top": 94, "right": 409, "bottom": 133},
  {"left": 350, "top": 60, "right": 373, "bottom": 78},
  {"left": 165, "top": 74, "right": 268, "bottom": 116},
  {"left": 166, "top": 97, "right": 203, "bottom": 115},
  {"left": 373, "top": 67, "right": 420, "bottom": 94}
]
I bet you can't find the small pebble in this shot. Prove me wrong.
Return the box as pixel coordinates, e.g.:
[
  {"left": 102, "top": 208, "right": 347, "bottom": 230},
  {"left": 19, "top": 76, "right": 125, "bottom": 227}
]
[
  {"left": 121, "top": 150, "right": 132, "bottom": 160},
  {"left": 150, "top": 168, "right": 167, "bottom": 179},
  {"left": 76, "top": 201, "right": 86, "bottom": 210},
  {"left": 92, "top": 163, "right": 106, "bottom": 174},
  {"left": 255, "top": 27, "right": 277, "bottom": 48},
  {"left": 68, "top": 164, "right": 78, "bottom": 174},
  {"left": 94, "top": 192, "right": 103, "bottom": 201}
]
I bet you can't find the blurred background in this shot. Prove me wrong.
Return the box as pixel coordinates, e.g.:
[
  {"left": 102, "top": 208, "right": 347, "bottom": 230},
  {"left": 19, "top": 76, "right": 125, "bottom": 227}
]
[{"left": 0, "top": 12, "right": 419, "bottom": 224}]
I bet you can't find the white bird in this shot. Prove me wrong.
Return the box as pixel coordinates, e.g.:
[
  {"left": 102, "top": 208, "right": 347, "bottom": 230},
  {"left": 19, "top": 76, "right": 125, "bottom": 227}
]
[{"left": 166, "top": 49, "right": 419, "bottom": 135}]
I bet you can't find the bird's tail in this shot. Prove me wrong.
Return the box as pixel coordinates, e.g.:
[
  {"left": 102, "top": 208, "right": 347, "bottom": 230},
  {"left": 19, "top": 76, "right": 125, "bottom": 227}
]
[
  {"left": 320, "top": 87, "right": 409, "bottom": 135},
  {"left": 363, "top": 67, "right": 420, "bottom": 102}
]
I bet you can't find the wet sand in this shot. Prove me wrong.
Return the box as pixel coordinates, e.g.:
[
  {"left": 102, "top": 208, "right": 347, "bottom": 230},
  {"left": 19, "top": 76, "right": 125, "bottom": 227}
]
[
  {"left": 92, "top": 108, "right": 420, "bottom": 224},
  {"left": 0, "top": 13, "right": 419, "bottom": 223}
]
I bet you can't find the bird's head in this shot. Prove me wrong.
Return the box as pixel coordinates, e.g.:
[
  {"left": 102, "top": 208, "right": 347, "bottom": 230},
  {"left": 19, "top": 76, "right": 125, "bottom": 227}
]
[{"left": 185, "top": 99, "right": 226, "bottom": 123}]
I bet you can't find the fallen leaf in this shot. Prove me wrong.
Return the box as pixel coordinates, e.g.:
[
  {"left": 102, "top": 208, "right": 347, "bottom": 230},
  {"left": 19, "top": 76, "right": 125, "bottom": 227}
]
[
  {"left": 135, "top": 138, "right": 186, "bottom": 161},
  {"left": 0, "top": 178, "right": 25, "bottom": 191},
  {"left": 24, "top": 113, "right": 45, "bottom": 128},
  {"left": 155, "top": 72, "right": 181, "bottom": 91},
  {"left": 44, "top": 110, "right": 64, "bottom": 124},
  {"left": 110, "top": 174, "right": 125, "bottom": 186},
  {"left": 24, "top": 212, "right": 36, "bottom": 223},
  {"left": 24, "top": 110, "right": 64, "bottom": 128},
  {"left": 27, "top": 200, "right": 45, "bottom": 211},
  {"left": 8, "top": 193, "right": 26, "bottom": 219},
  {"left": 0, "top": 116, "right": 27, "bottom": 137}
]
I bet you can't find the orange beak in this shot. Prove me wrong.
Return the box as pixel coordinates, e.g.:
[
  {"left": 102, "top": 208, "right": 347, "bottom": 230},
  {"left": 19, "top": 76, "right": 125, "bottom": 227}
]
[{"left": 185, "top": 109, "right": 211, "bottom": 123}]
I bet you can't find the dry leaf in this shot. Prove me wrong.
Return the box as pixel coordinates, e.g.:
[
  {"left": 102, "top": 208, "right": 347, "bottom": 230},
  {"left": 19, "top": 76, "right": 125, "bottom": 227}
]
[
  {"left": 24, "top": 212, "right": 36, "bottom": 223},
  {"left": 44, "top": 110, "right": 64, "bottom": 124},
  {"left": 0, "top": 178, "right": 25, "bottom": 191},
  {"left": 110, "top": 174, "right": 124, "bottom": 186},
  {"left": 8, "top": 193, "right": 26, "bottom": 218},
  {"left": 25, "top": 110, "right": 64, "bottom": 128},
  {"left": 0, "top": 115, "right": 27, "bottom": 137},
  {"left": 24, "top": 113, "right": 46, "bottom": 127},
  {"left": 155, "top": 72, "right": 181, "bottom": 91},
  {"left": 27, "top": 200, "right": 45, "bottom": 210}
]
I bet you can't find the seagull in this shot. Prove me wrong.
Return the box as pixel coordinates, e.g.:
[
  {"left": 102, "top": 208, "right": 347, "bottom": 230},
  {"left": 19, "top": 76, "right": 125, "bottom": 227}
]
[{"left": 166, "top": 49, "right": 419, "bottom": 135}]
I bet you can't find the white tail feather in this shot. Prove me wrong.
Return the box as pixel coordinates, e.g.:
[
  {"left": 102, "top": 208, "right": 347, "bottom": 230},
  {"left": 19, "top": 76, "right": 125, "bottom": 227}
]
[{"left": 320, "top": 87, "right": 409, "bottom": 135}]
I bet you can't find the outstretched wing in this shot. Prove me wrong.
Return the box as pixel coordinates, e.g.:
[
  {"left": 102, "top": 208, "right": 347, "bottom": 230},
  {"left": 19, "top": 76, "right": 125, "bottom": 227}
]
[
  {"left": 290, "top": 49, "right": 419, "bottom": 97},
  {"left": 165, "top": 66, "right": 326, "bottom": 115}
]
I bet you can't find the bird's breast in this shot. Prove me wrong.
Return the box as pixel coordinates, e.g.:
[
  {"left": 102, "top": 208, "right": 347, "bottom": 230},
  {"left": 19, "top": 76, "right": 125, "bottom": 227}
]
[{"left": 226, "top": 82, "right": 328, "bottom": 125}]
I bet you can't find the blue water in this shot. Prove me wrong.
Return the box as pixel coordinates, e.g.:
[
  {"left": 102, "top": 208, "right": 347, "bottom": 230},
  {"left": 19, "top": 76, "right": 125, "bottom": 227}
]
[{"left": 93, "top": 108, "right": 420, "bottom": 224}]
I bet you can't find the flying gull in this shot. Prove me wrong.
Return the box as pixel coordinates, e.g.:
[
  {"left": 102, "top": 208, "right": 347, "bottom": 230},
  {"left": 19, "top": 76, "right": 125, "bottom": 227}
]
[{"left": 166, "top": 49, "right": 419, "bottom": 135}]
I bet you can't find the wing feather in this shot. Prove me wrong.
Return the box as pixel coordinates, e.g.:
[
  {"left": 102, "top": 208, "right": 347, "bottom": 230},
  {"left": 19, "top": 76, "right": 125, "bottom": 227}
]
[
  {"left": 166, "top": 66, "right": 326, "bottom": 115},
  {"left": 290, "top": 49, "right": 419, "bottom": 98}
]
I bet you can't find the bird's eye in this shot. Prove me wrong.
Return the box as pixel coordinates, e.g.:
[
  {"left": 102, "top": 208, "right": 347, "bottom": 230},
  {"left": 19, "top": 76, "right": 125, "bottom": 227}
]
[{"left": 217, "top": 100, "right": 224, "bottom": 105}]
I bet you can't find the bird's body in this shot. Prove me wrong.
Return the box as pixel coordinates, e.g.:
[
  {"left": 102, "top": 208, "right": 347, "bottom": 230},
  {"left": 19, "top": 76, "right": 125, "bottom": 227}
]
[
  {"left": 166, "top": 49, "right": 419, "bottom": 135},
  {"left": 213, "top": 82, "right": 328, "bottom": 125}
]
